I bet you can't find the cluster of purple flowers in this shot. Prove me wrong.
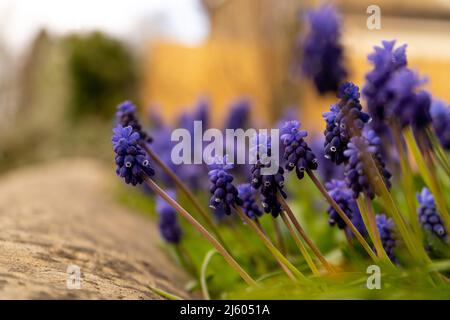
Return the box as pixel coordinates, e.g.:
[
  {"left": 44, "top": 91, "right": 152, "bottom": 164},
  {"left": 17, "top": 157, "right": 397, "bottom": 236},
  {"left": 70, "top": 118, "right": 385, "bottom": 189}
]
[
  {"left": 297, "top": 4, "right": 347, "bottom": 94},
  {"left": 323, "top": 82, "right": 371, "bottom": 165},
  {"left": 281, "top": 121, "right": 318, "bottom": 179},
  {"left": 376, "top": 214, "right": 397, "bottom": 262},
  {"left": 156, "top": 190, "right": 182, "bottom": 244},
  {"left": 237, "top": 183, "right": 263, "bottom": 219},
  {"left": 417, "top": 188, "right": 448, "bottom": 242},
  {"left": 112, "top": 125, "right": 154, "bottom": 185},
  {"left": 116, "top": 101, "right": 152, "bottom": 144},
  {"left": 430, "top": 100, "right": 450, "bottom": 150}
]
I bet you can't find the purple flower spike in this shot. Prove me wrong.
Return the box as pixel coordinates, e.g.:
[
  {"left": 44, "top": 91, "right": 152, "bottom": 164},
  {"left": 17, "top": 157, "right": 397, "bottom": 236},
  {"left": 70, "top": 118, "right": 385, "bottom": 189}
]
[
  {"left": 344, "top": 129, "right": 391, "bottom": 199},
  {"left": 238, "top": 183, "right": 263, "bottom": 219},
  {"left": 112, "top": 125, "right": 155, "bottom": 186},
  {"left": 376, "top": 214, "right": 397, "bottom": 263},
  {"left": 116, "top": 101, "right": 152, "bottom": 143},
  {"left": 297, "top": 4, "right": 347, "bottom": 94},
  {"left": 208, "top": 156, "right": 242, "bottom": 215},
  {"left": 431, "top": 100, "right": 450, "bottom": 150},
  {"left": 417, "top": 187, "right": 448, "bottom": 242},
  {"left": 281, "top": 121, "right": 318, "bottom": 179},
  {"left": 156, "top": 190, "right": 182, "bottom": 244}
]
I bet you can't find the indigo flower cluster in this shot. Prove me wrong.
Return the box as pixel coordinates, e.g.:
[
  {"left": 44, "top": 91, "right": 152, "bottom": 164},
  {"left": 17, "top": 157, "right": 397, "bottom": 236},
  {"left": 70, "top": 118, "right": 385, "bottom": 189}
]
[
  {"left": 323, "top": 82, "right": 371, "bottom": 164},
  {"left": 362, "top": 40, "right": 407, "bottom": 135},
  {"left": 112, "top": 125, "right": 155, "bottom": 185},
  {"left": 250, "top": 134, "right": 286, "bottom": 217},
  {"left": 430, "top": 100, "right": 450, "bottom": 150},
  {"left": 116, "top": 101, "right": 152, "bottom": 143},
  {"left": 156, "top": 190, "right": 182, "bottom": 244},
  {"left": 376, "top": 214, "right": 397, "bottom": 262},
  {"left": 238, "top": 183, "right": 263, "bottom": 219},
  {"left": 344, "top": 129, "right": 391, "bottom": 199},
  {"left": 417, "top": 188, "right": 448, "bottom": 242},
  {"left": 208, "top": 157, "right": 242, "bottom": 215},
  {"left": 298, "top": 4, "right": 347, "bottom": 94},
  {"left": 281, "top": 121, "right": 318, "bottom": 179}
]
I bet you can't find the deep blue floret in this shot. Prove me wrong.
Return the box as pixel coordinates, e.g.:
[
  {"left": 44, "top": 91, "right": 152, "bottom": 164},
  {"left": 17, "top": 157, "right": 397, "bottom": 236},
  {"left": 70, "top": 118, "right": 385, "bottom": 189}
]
[
  {"left": 281, "top": 121, "right": 318, "bottom": 179},
  {"left": 362, "top": 40, "right": 407, "bottom": 135},
  {"left": 343, "top": 129, "right": 391, "bottom": 199},
  {"left": 208, "top": 156, "right": 242, "bottom": 215},
  {"left": 237, "top": 183, "right": 263, "bottom": 219},
  {"left": 298, "top": 4, "right": 347, "bottom": 94},
  {"left": 116, "top": 101, "right": 152, "bottom": 143},
  {"left": 156, "top": 190, "right": 182, "bottom": 244},
  {"left": 376, "top": 214, "right": 397, "bottom": 262},
  {"left": 250, "top": 133, "right": 286, "bottom": 218},
  {"left": 430, "top": 100, "right": 450, "bottom": 150},
  {"left": 112, "top": 125, "right": 155, "bottom": 185},
  {"left": 323, "top": 82, "right": 371, "bottom": 164},
  {"left": 310, "top": 135, "right": 344, "bottom": 181},
  {"left": 417, "top": 187, "right": 448, "bottom": 242}
]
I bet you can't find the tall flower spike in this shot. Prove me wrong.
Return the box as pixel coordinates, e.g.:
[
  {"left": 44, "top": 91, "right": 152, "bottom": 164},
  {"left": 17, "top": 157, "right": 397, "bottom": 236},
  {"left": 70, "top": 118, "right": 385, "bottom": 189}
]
[
  {"left": 344, "top": 129, "right": 391, "bottom": 199},
  {"left": 237, "top": 183, "right": 263, "bottom": 219},
  {"left": 156, "top": 190, "right": 182, "bottom": 244},
  {"left": 112, "top": 125, "right": 155, "bottom": 185},
  {"left": 386, "top": 69, "right": 431, "bottom": 130},
  {"left": 116, "top": 101, "right": 152, "bottom": 143},
  {"left": 208, "top": 156, "right": 242, "bottom": 215},
  {"left": 323, "top": 82, "right": 371, "bottom": 164},
  {"left": 325, "top": 179, "right": 366, "bottom": 236},
  {"left": 281, "top": 121, "right": 318, "bottom": 179},
  {"left": 417, "top": 187, "right": 448, "bottom": 242},
  {"left": 250, "top": 133, "right": 286, "bottom": 218},
  {"left": 376, "top": 214, "right": 397, "bottom": 263},
  {"left": 298, "top": 4, "right": 347, "bottom": 94},
  {"left": 363, "top": 40, "right": 407, "bottom": 136},
  {"left": 430, "top": 100, "right": 450, "bottom": 150}
]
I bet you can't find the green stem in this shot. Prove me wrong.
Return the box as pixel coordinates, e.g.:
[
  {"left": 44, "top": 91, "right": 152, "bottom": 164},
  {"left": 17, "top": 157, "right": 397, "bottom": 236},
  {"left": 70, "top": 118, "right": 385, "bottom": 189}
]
[
  {"left": 143, "top": 144, "right": 229, "bottom": 250},
  {"left": 404, "top": 128, "right": 450, "bottom": 240},
  {"left": 277, "top": 192, "right": 336, "bottom": 274},
  {"left": 307, "top": 170, "right": 379, "bottom": 262},
  {"left": 426, "top": 127, "right": 450, "bottom": 176},
  {"left": 234, "top": 206, "right": 307, "bottom": 282},
  {"left": 145, "top": 178, "right": 258, "bottom": 287},
  {"left": 272, "top": 217, "right": 287, "bottom": 255},
  {"left": 280, "top": 211, "right": 321, "bottom": 276},
  {"left": 148, "top": 283, "right": 183, "bottom": 300},
  {"left": 200, "top": 250, "right": 218, "bottom": 300}
]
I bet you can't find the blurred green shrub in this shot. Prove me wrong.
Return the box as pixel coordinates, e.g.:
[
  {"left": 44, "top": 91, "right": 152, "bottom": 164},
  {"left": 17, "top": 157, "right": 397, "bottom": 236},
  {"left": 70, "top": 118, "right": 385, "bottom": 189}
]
[{"left": 64, "top": 32, "right": 137, "bottom": 119}]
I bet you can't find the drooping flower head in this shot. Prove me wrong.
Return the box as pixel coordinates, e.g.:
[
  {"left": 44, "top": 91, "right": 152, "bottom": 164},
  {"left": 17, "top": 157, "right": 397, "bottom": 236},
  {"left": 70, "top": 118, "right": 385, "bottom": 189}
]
[
  {"left": 325, "top": 180, "right": 365, "bottom": 235},
  {"left": 344, "top": 129, "right": 392, "bottom": 199},
  {"left": 417, "top": 187, "right": 448, "bottom": 242},
  {"left": 156, "top": 190, "right": 182, "bottom": 244},
  {"left": 112, "top": 125, "right": 155, "bottom": 185},
  {"left": 250, "top": 133, "right": 286, "bottom": 217},
  {"left": 310, "top": 135, "right": 344, "bottom": 181},
  {"left": 323, "top": 82, "right": 371, "bottom": 164},
  {"left": 281, "top": 121, "right": 318, "bottom": 179},
  {"left": 387, "top": 69, "right": 431, "bottom": 130},
  {"left": 116, "top": 101, "right": 152, "bottom": 143},
  {"left": 376, "top": 214, "right": 397, "bottom": 263},
  {"left": 430, "top": 100, "right": 450, "bottom": 150},
  {"left": 297, "top": 4, "right": 347, "bottom": 94},
  {"left": 237, "top": 183, "right": 263, "bottom": 219},
  {"left": 208, "top": 156, "right": 242, "bottom": 215},
  {"left": 363, "top": 40, "right": 407, "bottom": 135}
]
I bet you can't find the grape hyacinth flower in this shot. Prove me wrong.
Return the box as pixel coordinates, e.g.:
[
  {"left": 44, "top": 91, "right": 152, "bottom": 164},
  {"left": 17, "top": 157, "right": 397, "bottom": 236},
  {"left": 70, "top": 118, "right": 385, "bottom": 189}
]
[
  {"left": 156, "top": 190, "right": 182, "bottom": 244},
  {"left": 430, "top": 100, "right": 450, "bottom": 150},
  {"left": 344, "top": 129, "right": 392, "bottom": 199},
  {"left": 250, "top": 134, "right": 287, "bottom": 217},
  {"left": 281, "top": 121, "right": 318, "bottom": 179},
  {"left": 297, "top": 4, "right": 347, "bottom": 94},
  {"left": 112, "top": 125, "right": 155, "bottom": 185},
  {"left": 208, "top": 157, "right": 243, "bottom": 215},
  {"left": 116, "top": 101, "right": 152, "bottom": 143},
  {"left": 323, "top": 82, "right": 371, "bottom": 164},
  {"left": 224, "top": 98, "right": 251, "bottom": 130},
  {"left": 362, "top": 40, "right": 407, "bottom": 136},
  {"left": 310, "top": 135, "right": 344, "bottom": 182},
  {"left": 376, "top": 214, "right": 397, "bottom": 263},
  {"left": 417, "top": 188, "right": 448, "bottom": 242},
  {"left": 387, "top": 69, "right": 431, "bottom": 130},
  {"left": 325, "top": 180, "right": 366, "bottom": 237},
  {"left": 237, "top": 183, "right": 263, "bottom": 220}
]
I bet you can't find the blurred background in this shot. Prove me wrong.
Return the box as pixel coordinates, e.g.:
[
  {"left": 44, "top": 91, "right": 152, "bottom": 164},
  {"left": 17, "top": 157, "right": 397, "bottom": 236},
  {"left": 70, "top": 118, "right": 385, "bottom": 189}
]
[{"left": 1, "top": 0, "right": 450, "bottom": 172}]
